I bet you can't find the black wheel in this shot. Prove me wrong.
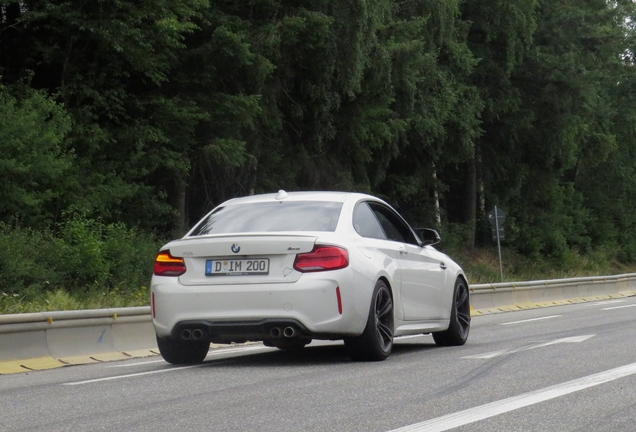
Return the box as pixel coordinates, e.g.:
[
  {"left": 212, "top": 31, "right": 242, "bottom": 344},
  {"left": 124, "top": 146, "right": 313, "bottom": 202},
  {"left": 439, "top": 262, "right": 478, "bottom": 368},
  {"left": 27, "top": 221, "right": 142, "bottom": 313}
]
[
  {"left": 270, "top": 338, "right": 312, "bottom": 350},
  {"left": 156, "top": 335, "right": 210, "bottom": 365},
  {"left": 432, "top": 278, "right": 470, "bottom": 346},
  {"left": 345, "top": 280, "right": 394, "bottom": 361}
]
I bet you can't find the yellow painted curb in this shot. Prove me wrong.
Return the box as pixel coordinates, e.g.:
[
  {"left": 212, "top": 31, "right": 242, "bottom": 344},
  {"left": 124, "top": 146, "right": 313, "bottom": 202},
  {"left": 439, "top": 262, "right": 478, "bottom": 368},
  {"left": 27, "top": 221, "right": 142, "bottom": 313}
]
[
  {"left": 0, "top": 357, "right": 65, "bottom": 374},
  {"left": 0, "top": 361, "right": 30, "bottom": 374},
  {"left": 89, "top": 352, "right": 132, "bottom": 362},
  {"left": 57, "top": 355, "right": 101, "bottom": 366},
  {"left": 122, "top": 349, "right": 158, "bottom": 358},
  {"left": 472, "top": 291, "right": 636, "bottom": 316}
]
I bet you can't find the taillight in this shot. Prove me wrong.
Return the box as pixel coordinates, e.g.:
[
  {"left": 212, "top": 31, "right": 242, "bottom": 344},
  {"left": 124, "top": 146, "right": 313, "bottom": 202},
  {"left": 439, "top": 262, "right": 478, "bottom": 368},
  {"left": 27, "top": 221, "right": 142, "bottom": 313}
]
[
  {"left": 154, "top": 251, "right": 186, "bottom": 276},
  {"left": 293, "top": 246, "right": 349, "bottom": 272}
]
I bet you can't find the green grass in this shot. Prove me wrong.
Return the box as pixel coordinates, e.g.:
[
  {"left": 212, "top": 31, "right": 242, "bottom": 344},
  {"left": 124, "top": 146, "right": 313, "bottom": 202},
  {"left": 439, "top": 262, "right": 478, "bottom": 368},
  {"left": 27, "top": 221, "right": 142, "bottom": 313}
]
[{"left": 0, "top": 285, "right": 150, "bottom": 314}]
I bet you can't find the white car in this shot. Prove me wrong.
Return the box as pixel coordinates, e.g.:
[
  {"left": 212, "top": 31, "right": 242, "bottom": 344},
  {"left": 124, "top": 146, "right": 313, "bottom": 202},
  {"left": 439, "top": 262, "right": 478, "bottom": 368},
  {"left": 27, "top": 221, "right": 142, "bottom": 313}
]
[{"left": 151, "top": 191, "right": 470, "bottom": 363}]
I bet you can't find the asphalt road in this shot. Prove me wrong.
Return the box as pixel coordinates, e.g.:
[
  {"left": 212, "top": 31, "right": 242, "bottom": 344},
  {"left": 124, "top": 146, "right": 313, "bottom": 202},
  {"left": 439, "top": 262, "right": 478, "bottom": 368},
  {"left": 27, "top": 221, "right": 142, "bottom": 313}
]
[{"left": 1, "top": 297, "right": 635, "bottom": 432}]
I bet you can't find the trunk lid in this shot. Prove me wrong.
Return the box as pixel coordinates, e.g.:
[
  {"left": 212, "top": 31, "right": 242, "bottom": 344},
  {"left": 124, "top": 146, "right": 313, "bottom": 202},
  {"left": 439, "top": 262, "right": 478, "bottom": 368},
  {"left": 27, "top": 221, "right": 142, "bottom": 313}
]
[{"left": 165, "top": 234, "right": 317, "bottom": 286}]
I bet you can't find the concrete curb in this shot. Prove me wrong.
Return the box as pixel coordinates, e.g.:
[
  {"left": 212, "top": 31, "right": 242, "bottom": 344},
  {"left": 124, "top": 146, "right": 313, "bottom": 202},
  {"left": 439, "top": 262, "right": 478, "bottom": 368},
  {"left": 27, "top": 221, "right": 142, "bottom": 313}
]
[
  {"left": 469, "top": 273, "right": 636, "bottom": 315},
  {"left": 0, "top": 308, "right": 157, "bottom": 374}
]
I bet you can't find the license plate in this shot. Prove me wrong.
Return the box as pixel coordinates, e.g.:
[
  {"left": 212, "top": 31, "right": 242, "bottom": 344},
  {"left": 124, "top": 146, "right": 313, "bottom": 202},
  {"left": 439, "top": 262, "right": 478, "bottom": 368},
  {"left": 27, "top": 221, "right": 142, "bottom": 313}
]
[{"left": 205, "top": 258, "right": 270, "bottom": 276}]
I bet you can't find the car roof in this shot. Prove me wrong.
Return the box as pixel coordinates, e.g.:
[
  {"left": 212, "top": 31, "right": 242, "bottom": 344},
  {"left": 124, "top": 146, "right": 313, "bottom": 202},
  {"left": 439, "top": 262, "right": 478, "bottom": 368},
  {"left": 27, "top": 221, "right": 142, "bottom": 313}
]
[{"left": 221, "top": 190, "right": 379, "bottom": 206}]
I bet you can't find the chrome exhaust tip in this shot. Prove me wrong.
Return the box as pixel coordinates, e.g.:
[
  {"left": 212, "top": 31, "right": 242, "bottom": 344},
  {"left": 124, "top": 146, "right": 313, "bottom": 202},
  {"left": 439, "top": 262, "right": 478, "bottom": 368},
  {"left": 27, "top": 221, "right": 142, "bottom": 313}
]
[
  {"left": 192, "top": 329, "right": 203, "bottom": 340},
  {"left": 181, "top": 329, "right": 192, "bottom": 340},
  {"left": 283, "top": 326, "right": 298, "bottom": 338},
  {"left": 270, "top": 327, "right": 282, "bottom": 338}
]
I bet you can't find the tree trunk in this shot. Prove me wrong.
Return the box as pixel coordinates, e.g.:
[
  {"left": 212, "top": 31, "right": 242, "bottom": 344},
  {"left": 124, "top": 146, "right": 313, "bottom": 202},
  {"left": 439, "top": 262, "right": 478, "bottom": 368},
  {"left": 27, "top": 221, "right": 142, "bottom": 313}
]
[
  {"left": 172, "top": 177, "right": 188, "bottom": 237},
  {"left": 432, "top": 164, "right": 441, "bottom": 227},
  {"left": 466, "top": 156, "right": 477, "bottom": 247}
]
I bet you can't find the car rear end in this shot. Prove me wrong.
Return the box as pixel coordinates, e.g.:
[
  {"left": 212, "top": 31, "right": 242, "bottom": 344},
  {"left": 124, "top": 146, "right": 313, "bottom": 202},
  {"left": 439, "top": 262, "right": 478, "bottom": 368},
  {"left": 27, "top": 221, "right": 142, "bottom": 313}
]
[{"left": 150, "top": 193, "right": 373, "bottom": 345}]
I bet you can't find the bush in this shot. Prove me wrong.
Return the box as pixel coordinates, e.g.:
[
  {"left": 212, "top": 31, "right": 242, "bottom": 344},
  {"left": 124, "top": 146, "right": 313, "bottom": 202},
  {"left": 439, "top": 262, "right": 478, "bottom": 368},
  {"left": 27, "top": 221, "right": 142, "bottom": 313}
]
[{"left": 0, "top": 216, "right": 162, "bottom": 309}]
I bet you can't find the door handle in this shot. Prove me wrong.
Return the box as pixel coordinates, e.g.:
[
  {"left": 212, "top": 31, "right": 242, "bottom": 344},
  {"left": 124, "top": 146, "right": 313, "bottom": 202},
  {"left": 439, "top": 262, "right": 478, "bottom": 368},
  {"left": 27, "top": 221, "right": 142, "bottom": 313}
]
[
  {"left": 440, "top": 262, "right": 447, "bottom": 270},
  {"left": 398, "top": 248, "right": 408, "bottom": 255}
]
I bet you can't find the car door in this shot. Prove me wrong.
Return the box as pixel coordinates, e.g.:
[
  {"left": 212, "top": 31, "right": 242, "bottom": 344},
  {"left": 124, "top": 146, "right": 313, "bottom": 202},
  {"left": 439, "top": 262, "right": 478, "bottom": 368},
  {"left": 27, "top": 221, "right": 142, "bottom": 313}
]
[
  {"left": 351, "top": 201, "right": 403, "bottom": 299},
  {"left": 366, "top": 202, "right": 448, "bottom": 320}
]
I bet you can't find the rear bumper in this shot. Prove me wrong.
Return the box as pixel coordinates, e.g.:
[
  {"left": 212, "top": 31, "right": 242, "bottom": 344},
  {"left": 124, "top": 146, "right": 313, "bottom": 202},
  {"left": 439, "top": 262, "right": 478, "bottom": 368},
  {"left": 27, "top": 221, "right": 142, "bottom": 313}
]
[
  {"left": 170, "top": 318, "right": 320, "bottom": 344},
  {"left": 151, "top": 269, "right": 374, "bottom": 342}
]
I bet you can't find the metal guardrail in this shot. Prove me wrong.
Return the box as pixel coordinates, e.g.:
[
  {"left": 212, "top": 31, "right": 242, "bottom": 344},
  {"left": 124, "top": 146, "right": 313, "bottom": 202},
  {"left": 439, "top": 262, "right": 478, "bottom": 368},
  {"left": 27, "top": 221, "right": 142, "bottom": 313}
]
[
  {"left": 471, "top": 273, "right": 636, "bottom": 292},
  {"left": 0, "top": 306, "right": 151, "bottom": 333}
]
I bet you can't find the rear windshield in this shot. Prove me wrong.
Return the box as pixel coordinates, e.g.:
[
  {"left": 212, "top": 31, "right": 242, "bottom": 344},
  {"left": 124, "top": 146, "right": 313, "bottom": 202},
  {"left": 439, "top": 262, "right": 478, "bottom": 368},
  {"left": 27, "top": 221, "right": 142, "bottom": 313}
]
[{"left": 188, "top": 201, "right": 343, "bottom": 236}]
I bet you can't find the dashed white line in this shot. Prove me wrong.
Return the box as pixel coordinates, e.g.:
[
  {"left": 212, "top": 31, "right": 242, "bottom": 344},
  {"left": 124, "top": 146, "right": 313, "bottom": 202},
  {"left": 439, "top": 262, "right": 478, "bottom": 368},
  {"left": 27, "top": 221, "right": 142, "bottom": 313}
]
[
  {"left": 68, "top": 345, "right": 276, "bottom": 383},
  {"left": 63, "top": 365, "right": 202, "bottom": 385},
  {"left": 108, "top": 345, "right": 272, "bottom": 368},
  {"left": 585, "top": 300, "right": 625, "bottom": 306},
  {"left": 602, "top": 304, "right": 636, "bottom": 311},
  {"left": 500, "top": 315, "right": 561, "bottom": 325},
  {"left": 387, "top": 361, "right": 636, "bottom": 432},
  {"left": 462, "top": 335, "right": 595, "bottom": 359},
  {"left": 108, "top": 359, "right": 165, "bottom": 368}
]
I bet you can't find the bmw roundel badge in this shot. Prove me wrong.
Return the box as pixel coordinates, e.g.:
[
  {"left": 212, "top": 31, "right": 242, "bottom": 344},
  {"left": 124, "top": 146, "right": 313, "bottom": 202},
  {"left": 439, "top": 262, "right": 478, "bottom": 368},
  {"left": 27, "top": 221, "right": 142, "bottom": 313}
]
[{"left": 231, "top": 244, "right": 240, "bottom": 253}]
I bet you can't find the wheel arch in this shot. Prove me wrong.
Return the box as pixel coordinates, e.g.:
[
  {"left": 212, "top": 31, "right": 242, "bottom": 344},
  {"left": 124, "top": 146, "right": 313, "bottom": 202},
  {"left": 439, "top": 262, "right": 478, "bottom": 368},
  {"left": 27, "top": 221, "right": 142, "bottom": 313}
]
[{"left": 378, "top": 275, "right": 393, "bottom": 299}]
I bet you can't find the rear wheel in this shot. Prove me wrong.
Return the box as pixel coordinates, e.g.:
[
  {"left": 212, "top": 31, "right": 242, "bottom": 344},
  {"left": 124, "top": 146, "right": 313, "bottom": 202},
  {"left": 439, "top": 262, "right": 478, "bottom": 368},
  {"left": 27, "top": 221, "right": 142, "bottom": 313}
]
[
  {"left": 156, "top": 335, "right": 210, "bottom": 365},
  {"left": 345, "top": 280, "right": 394, "bottom": 361},
  {"left": 432, "top": 278, "right": 470, "bottom": 346}
]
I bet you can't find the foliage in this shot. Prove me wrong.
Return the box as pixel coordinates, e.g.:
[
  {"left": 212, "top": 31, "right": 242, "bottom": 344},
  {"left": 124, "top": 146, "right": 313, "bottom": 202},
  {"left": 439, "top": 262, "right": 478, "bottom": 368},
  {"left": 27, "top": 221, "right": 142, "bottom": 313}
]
[
  {"left": 0, "top": 83, "right": 72, "bottom": 227},
  {"left": 2, "top": 0, "right": 636, "bottom": 310},
  {"left": 0, "top": 218, "right": 161, "bottom": 299}
]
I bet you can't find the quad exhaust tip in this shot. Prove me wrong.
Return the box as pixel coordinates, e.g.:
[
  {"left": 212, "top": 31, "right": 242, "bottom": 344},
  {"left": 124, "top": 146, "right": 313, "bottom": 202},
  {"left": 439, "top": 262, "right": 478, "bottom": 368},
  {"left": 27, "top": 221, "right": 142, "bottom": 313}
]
[
  {"left": 181, "top": 328, "right": 204, "bottom": 340},
  {"left": 270, "top": 326, "right": 299, "bottom": 338},
  {"left": 283, "top": 326, "right": 298, "bottom": 338}
]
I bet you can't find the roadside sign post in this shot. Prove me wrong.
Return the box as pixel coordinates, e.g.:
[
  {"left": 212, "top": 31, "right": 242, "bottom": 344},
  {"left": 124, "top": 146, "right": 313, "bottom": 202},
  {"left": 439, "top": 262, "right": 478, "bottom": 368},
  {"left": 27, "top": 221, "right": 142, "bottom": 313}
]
[{"left": 488, "top": 206, "right": 506, "bottom": 282}]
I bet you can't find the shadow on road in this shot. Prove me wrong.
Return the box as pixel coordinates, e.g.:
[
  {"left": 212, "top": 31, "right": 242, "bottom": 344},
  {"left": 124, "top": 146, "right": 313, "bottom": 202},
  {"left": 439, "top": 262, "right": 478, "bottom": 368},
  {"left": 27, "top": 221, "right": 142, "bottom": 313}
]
[{"left": 198, "top": 338, "right": 440, "bottom": 368}]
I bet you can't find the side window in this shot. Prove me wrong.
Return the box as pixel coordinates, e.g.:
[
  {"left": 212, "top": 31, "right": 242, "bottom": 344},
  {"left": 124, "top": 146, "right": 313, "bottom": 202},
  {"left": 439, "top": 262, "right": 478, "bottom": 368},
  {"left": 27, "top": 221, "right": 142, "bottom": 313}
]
[
  {"left": 368, "top": 203, "right": 419, "bottom": 245},
  {"left": 352, "top": 202, "right": 386, "bottom": 240},
  {"left": 373, "top": 210, "right": 405, "bottom": 243}
]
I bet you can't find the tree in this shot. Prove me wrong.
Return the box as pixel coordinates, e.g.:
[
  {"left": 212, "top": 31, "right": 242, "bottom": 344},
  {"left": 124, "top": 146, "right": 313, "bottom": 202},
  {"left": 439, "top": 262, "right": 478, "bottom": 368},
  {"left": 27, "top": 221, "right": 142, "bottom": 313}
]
[{"left": 0, "top": 82, "right": 72, "bottom": 227}]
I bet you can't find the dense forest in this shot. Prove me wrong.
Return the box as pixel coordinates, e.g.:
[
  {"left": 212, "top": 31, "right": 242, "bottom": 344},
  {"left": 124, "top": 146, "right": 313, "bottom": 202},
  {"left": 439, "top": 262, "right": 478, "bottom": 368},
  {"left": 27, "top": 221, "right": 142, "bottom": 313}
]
[{"left": 1, "top": 0, "right": 636, "bottom": 302}]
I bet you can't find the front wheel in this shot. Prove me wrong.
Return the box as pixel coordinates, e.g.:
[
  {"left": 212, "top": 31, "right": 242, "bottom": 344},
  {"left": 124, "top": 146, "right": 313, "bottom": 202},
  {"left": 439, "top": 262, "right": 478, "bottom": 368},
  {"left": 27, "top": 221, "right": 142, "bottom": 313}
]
[
  {"left": 156, "top": 335, "right": 210, "bottom": 365},
  {"left": 345, "top": 280, "right": 394, "bottom": 361},
  {"left": 432, "top": 278, "right": 470, "bottom": 346}
]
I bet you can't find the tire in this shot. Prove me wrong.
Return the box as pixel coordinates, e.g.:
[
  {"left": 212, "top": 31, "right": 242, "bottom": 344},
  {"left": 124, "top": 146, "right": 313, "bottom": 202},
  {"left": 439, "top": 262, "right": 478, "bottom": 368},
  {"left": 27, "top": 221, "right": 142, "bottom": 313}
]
[
  {"left": 156, "top": 335, "right": 210, "bottom": 365},
  {"left": 432, "top": 278, "right": 470, "bottom": 346},
  {"left": 345, "top": 280, "right": 394, "bottom": 361}
]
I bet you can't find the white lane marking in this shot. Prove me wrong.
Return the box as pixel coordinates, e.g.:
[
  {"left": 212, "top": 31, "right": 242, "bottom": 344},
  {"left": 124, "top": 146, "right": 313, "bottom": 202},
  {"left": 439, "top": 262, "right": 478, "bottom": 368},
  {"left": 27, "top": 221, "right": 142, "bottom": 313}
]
[
  {"left": 108, "top": 359, "right": 165, "bottom": 368},
  {"left": 586, "top": 300, "right": 625, "bottom": 306},
  {"left": 107, "top": 345, "right": 272, "bottom": 368},
  {"left": 462, "top": 335, "right": 595, "bottom": 359},
  {"left": 68, "top": 346, "right": 276, "bottom": 383},
  {"left": 602, "top": 304, "right": 636, "bottom": 311},
  {"left": 63, "top": 365, "right": 202, "bottom": 385},
  {"left": 387, "top": 361, "right": 636, "bottom": 432},
  {"left": 500, "top": 315, "right": 561, "bottom": 325}
]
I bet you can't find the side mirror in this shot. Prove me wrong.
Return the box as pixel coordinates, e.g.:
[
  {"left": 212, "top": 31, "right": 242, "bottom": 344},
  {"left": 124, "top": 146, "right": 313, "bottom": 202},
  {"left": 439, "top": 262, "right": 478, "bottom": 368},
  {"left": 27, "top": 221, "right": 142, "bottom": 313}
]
[{"left": 415, "top": 228, "right": 441, "bottom": 246}]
